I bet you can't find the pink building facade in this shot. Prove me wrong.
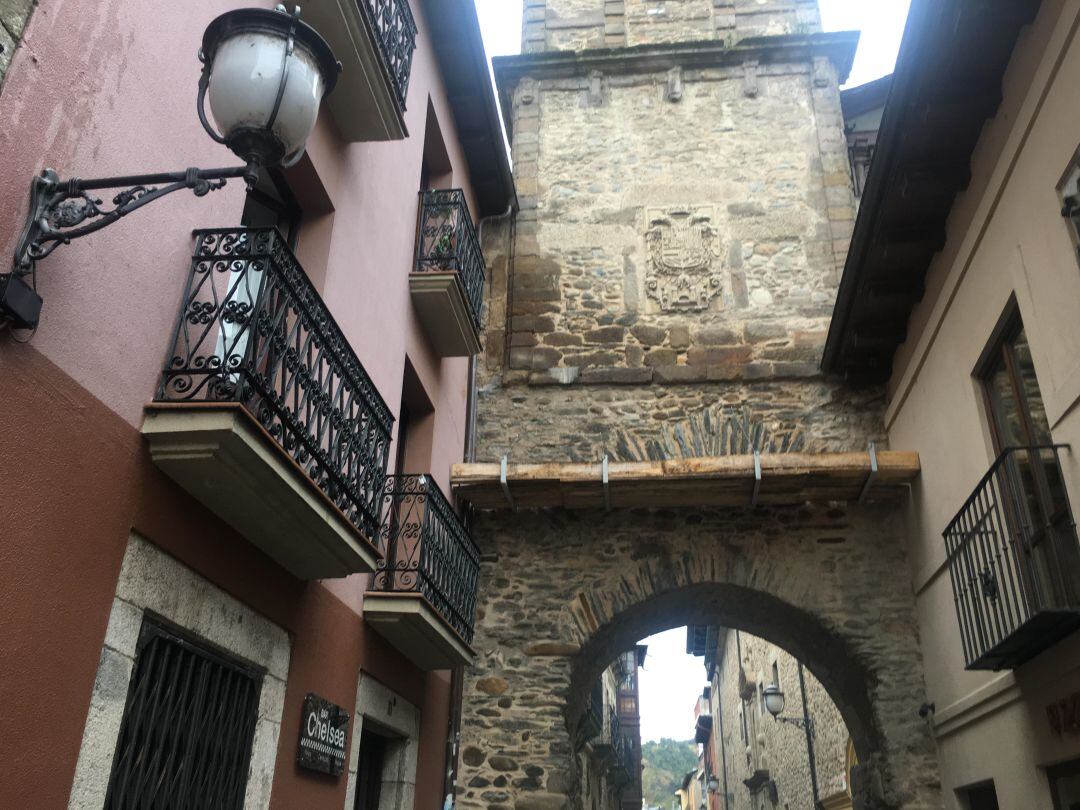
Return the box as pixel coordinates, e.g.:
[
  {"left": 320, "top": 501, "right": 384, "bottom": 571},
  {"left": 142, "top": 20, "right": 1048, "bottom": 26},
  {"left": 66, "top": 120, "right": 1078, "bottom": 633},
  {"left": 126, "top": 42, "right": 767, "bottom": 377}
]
[{"left": 0, "top": 0, "right": 513, "bottom": 807}]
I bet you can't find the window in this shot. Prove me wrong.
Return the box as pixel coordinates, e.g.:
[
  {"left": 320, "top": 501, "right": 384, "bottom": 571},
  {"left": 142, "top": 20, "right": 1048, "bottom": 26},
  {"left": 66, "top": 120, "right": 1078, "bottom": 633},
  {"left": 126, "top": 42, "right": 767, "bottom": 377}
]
[
  {"left": 104, "top": 617, "right": 263, "bottom": 810},
  {"left": 979, "top": 310, "right": 1080, "bottom": 609},
  {"left": 394, "top": 360, "right": 435, "bottom": 476},
  {"left": 1049, "top": 759, "right": 1080, "bottom": 810},
  {"left": 959, "top": 783, "right": 1000, "bottom": 810}
]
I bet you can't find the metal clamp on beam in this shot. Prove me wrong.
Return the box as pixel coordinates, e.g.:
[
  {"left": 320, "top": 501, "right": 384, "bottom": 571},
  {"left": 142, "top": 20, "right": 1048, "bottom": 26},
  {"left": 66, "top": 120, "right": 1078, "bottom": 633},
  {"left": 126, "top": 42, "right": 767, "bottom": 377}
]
[
  {"left": 751, "top": 449, "right": 762, "bottom": 508},
  {"left": 602, "top": 455, "right": 611, "bottom": 511},
  {"left": 500, "top": 455, "right": 516, "bottom": 511},
  {"left": 858, "top": 442, "right": 878, "bottom": 503}
]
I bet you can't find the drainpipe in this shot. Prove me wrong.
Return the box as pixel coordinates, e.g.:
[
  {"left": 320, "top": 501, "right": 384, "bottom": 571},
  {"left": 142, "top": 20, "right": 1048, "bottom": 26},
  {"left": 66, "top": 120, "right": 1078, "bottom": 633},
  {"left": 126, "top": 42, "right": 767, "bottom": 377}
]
[
  {"left": 715, "top": 672, "right": 730, "bottom": 810},
  {"left": 797, "top": 662, "right": 819, "bottom": 805}
]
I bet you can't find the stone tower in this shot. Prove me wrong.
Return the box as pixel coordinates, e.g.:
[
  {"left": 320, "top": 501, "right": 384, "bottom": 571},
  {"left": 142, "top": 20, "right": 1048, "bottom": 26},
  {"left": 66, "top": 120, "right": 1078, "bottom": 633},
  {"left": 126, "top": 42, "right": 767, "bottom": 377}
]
[
  {"left": 477, "top": 0, "right": 874, "bottom": 465},
  {"left": 457, "top": 3, "right": 939, "bottom": 810}
]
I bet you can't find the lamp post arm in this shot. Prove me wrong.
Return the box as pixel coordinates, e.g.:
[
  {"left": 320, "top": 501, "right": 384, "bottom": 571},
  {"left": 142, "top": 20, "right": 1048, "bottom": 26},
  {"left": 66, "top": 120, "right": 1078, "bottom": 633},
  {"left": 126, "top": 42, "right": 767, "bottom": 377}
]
[{"left": 12, "top": 162, "right": 258, "bottom": 274}]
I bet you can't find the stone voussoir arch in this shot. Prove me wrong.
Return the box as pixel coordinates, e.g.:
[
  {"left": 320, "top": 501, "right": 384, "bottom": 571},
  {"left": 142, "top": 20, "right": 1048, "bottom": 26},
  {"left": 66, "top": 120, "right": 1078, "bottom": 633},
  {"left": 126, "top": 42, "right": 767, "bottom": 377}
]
[{"left": 457, "top": 503, "right": 942, "bottom": 810}]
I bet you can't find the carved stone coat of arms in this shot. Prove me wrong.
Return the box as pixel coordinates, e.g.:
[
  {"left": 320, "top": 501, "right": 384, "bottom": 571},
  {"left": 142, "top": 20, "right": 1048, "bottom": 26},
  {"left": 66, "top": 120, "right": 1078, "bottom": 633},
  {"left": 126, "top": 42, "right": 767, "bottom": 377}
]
[{"left": 644, "top": 205, "right": 722, "bottom": 312}]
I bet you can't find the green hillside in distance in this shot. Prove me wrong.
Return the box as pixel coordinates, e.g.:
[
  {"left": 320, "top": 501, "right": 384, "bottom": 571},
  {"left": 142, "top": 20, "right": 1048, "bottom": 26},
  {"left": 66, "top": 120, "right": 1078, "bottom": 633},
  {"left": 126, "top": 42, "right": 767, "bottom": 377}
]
[{"left": 641, "top": 738, "right": 698, "bottom": 809}]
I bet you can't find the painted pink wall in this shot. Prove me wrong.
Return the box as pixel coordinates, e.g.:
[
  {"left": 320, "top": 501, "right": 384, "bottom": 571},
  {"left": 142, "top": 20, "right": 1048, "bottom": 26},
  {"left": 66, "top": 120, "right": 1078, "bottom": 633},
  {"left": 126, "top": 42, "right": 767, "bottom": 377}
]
[{"left": 0, "top": 0, "right": 476, "bottom": 502}]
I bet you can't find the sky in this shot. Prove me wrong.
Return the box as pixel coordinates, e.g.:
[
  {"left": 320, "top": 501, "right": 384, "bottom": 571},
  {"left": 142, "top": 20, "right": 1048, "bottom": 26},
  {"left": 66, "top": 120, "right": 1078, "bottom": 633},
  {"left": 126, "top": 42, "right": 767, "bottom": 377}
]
[
  {"left": 476, "top": 0, "right": 913, "bottom": 89},
  {"left": 638, "top": 628, "right": 710, "bottom": 742},
  {"left": 471, "top": 1, "right": 913, "bottom": 742}
]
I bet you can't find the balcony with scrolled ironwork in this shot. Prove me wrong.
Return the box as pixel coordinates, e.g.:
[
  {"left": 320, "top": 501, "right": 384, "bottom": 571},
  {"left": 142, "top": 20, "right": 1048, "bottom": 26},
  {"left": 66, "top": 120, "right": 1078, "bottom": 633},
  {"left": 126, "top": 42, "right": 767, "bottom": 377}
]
[
  {"left": 944, "top": 444, "right": 1080, "bottom": 670},
  {"left": 411, "top": 189, "right": 486, "bottom": 357},
  {"left": 304, "top": 0, "right": 418, "bottom": 141},
  {"left": 143, "top": 228, "right": 394, "bottom": 580},
  {"left": 364, "top": 474, "right": 481, "bottom": 670}
]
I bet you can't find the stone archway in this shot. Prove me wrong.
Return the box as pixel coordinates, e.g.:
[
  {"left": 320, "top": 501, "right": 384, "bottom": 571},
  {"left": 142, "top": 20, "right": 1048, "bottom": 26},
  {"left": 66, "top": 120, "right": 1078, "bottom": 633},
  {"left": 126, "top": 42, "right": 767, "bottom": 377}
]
[{"left": 456, "top": 501, "right": 941, "bottom": 810}]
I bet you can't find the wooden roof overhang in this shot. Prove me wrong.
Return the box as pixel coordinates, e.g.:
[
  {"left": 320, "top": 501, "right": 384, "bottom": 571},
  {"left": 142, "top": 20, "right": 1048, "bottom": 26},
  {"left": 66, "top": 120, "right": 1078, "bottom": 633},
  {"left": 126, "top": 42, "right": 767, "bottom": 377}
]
[
  {"left": 451, "top": 451, "right": 920, "bottom": 511},
  {"left": 822, "top": 0, "right": 1041, "bottom": 384},
  {"left": 421, "top": 0, "right": 517, "bottom": 217}
]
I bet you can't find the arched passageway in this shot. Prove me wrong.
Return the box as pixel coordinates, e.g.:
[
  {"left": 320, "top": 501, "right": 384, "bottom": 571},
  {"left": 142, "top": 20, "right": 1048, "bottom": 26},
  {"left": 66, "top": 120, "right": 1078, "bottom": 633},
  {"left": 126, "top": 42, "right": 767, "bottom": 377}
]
[{"left": 456, "top": 502, "right": 941, "bottom": 810}]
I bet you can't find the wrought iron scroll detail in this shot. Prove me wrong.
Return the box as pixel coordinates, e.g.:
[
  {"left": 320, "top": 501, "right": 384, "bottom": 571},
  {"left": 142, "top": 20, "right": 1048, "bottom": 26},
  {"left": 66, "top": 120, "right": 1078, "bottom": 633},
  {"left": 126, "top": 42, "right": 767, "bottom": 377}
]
[
  {"left": 156, "top": 228, "right": 394, "bottom": 541},
  {"left": 373, "top": 474, "right": 481, "bottom": 644},
  {"left": 415, "top": 188, "right": 486, "bottom": 332},
  {"left": 12, "top": 165, "right": 254, "bottom": 274},
  {"left": 359, "top": 0, "right": 417, "bottom": 110}
]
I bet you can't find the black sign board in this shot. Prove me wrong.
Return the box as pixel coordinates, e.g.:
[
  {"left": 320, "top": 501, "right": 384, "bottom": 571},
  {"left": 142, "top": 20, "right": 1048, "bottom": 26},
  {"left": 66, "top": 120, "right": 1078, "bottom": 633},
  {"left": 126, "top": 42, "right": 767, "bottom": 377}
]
[{"left": 297, "top": 693, "right": 350, "bottom": 776}]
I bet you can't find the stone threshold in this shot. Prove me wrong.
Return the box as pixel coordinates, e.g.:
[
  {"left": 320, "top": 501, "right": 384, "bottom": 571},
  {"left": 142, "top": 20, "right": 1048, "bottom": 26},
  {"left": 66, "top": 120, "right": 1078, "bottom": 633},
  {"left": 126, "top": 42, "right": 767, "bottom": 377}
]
[{"left": 452, "top": 450, "right": 919, "bottom": 510}]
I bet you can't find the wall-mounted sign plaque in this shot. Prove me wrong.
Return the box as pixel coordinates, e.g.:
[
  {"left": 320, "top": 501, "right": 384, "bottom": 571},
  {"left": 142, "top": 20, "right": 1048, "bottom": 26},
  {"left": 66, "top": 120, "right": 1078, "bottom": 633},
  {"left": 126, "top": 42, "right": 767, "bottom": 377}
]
[{"left": 297, "top": 693, "right": 350, "bottom": 776}]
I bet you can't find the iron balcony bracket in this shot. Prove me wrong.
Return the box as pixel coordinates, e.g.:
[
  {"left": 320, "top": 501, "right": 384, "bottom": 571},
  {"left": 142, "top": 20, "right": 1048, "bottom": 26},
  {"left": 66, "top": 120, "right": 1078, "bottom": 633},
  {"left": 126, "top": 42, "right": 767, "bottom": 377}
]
[{"left": 11, "top": 162, "right": 258, "bottom": 276}]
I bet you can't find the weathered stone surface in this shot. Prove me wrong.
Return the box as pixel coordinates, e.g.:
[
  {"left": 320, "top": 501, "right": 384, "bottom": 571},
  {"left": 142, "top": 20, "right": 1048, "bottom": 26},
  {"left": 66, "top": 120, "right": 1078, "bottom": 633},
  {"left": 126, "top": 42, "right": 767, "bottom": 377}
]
[
  {"left": 488, "top": 756, "right": 519, "bottom": 772},
  {"left": 459, "top": 506, "right": 941, "bottom": 810},
  {"left": 463, "top": 747, "right": 487, "bottom": 767},
  {"left": 475, "top": 677, "right": 510, "bottom": 696},
  {"left": 630, "top": 324, "right": 666, "bottom": 346},
  {"left": 579, "top": 367, "right": 653, "bottom": 385},
  {"left": 525, "top": 642, "right": 581, "bottom": 657}
]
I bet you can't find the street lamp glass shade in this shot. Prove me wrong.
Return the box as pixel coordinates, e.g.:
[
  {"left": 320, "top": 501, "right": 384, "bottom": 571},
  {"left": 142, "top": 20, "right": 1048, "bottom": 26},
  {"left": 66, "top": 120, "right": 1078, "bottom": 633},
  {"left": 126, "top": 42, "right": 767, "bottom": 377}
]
[
  {"left": 201, "top": 7, "right": 339, "bottom": 166},
  {"left": 762, "top": 685, "right": 785, "bottom": 718}
]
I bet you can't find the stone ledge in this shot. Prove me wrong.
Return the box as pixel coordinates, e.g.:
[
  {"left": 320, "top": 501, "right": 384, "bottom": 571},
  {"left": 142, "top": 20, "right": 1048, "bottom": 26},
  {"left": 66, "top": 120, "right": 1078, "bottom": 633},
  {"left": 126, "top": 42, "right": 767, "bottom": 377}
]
[{"left": 518, "top": 363, "right": 825, "bottom": 386}]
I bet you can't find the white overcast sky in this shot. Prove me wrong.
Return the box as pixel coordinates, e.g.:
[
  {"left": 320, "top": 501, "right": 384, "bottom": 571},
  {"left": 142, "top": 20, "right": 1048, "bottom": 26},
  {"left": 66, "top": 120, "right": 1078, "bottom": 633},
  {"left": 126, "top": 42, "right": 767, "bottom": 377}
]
[
  {"left": 472, "top": 0, "right": 911, "bottom": 744},
  {"left": 476, "top": 0, "right": 912, "bottom": 88}
]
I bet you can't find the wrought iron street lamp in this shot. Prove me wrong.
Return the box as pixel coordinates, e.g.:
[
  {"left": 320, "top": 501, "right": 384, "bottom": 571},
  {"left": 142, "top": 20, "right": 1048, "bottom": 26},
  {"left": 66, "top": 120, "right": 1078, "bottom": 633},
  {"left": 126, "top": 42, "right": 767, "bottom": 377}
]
[
  {"left": 2, "top": 4, "right": 339, "bottom": 331},
  {"left": 762, "top": 684, "right": 814, "bottom": 733}
]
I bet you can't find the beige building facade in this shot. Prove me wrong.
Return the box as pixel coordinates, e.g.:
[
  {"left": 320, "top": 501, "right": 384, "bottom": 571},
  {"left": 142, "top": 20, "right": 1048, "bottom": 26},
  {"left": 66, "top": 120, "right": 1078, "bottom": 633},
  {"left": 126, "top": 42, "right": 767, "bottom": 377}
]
[
  {"left": 824, "top": 0, "right": 1080, "bottom": 808},
  {"left": 692, "top": 628, "right": 851, "bottom": 810}
]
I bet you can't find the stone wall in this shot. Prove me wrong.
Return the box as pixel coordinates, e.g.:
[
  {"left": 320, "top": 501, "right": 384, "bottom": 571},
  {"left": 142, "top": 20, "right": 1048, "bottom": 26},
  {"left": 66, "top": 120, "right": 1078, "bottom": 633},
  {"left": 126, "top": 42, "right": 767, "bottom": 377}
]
[
  {"left": 479, "top": 22, "right": 867, "bottom": 466},
  {"left": 523, "top": 0, "right": 823, "bottom": 53},
  {"left": 709, "top": 629, "right": 850, "bottom": 809},
  {"left": 0, "top": 0, "right": 35, "bottom": 88},
  {"left": 455, "top": 502, "right": 940, "bottom": 810}
]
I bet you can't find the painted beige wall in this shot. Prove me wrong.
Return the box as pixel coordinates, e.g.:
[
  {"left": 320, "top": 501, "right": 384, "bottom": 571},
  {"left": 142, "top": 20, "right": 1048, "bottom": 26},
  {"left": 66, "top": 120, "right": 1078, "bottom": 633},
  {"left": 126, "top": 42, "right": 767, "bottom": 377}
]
[{"left": 884, "top": 1, "right": 1080, "bottom": 806}]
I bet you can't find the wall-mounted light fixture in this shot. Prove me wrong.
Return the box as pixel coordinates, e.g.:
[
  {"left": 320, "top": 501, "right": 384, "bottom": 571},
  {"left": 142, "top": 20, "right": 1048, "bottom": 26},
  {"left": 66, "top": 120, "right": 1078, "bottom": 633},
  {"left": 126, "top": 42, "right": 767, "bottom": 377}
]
[
  {"left": 761, "top": 684, "right": 814, "bottom": 733},
  {"left": 1, "top": 4, "right": 339, "bottom": 332}
]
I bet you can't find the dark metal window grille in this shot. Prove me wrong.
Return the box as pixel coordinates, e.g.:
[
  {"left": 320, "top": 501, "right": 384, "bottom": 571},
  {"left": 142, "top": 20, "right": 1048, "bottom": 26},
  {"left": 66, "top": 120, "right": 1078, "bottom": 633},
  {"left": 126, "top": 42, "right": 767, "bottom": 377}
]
[
  {"left": 104, "top": 617, "right": 264, "bottom": 810},
  {"left": 943, "top": 444, "right": 1080, "bottom": 670},
  {"left": 156, "top": 228, "right": 395, "bottom": 542},
  {"left": 415, "top": 189, "right": 486, "bottom": 333},
  {"left": 372, "top": 474, "right": 481, "bottom": 643},
  {"left": 358, "top": 0, "right": 418, "bottom": 110}
]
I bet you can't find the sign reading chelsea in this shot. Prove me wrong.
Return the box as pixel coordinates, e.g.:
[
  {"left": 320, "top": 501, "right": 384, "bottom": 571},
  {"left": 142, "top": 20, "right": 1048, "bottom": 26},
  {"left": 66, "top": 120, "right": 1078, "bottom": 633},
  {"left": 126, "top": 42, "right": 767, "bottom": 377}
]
[{"left": 297, "top": 693, "right": 350, "bottom": 776}]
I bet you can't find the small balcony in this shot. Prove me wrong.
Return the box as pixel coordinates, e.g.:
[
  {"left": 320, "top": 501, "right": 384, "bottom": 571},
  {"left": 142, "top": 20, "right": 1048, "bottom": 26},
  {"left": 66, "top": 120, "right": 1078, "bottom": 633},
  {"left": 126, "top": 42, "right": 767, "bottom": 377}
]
[
  {"left": 304, "top": 0, "right": 417, "bottom": 141},
  {"left": 364, "top": 474, "right": 480, "bottom": 670},
  {"left": 411, "top": 189, "right": 485, "bottom": 357},
  {"left": 944, "top": 445, "right": 1080, "bottom": 670},
  {"left": 143, "top": 228, "right": 394, "bottom": 580}
]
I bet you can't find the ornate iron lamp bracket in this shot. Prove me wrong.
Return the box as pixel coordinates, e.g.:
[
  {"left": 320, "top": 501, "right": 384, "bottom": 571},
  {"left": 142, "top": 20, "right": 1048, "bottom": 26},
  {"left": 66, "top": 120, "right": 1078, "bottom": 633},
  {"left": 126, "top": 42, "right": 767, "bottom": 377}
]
[{"left": 12, "top": 161, "right": 257, "bottom": 275}]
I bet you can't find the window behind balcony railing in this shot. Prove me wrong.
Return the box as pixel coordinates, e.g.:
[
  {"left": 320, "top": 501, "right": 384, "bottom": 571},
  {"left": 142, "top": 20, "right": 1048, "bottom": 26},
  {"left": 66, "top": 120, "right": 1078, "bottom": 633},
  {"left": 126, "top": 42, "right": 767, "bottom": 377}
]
[
  {"left": 946, "top": 313, "right": 1080, "bottom": 669},
  {"left": 157, "top": 229, "right": 394, "bottom": 541}
]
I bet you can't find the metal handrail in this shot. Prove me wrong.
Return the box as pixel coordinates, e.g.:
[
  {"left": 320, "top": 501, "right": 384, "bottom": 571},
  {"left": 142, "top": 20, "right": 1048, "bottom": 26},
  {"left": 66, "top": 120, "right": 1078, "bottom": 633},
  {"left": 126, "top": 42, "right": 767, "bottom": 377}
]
[
  {"left": 157, "top": 228, "right": 394, "bottom": 540},
  {"left": 373, "top": 474, "right": 481, "bottom": 643},
  {"left": 358, "top": 0, "right": 417, "bottom": 109},
  {"left": 415, "top": 189, "right": 486, "bottom": 331}
]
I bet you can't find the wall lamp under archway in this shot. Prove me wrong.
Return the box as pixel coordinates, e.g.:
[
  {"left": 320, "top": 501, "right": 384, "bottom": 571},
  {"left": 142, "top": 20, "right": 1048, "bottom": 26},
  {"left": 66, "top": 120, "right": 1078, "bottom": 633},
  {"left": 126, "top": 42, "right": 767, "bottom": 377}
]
[
  {"left": 1, "top": 4, "right": 340, "bottom": 331},
  {"left": 762, "top": 684, "right": 814, "bottom": 733}
]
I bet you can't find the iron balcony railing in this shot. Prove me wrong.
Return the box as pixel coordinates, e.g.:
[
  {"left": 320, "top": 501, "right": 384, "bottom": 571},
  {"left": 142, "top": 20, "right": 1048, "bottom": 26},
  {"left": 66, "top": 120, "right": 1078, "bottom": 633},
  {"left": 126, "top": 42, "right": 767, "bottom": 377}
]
[
  {"left": 372, "top": 474, "right": 481, "bottom": 644},
  {"left": 944, "top": 444, "right": 1080, "bottom": 670},
  {"left": 157, "top": 228, "right": 394, "bottom": 541},
  {"left": 582, "top": 680, "right": 604, "bottom": 743},
  {"left": 359, "top": 0, "right": 417, "bottom": 110},
  {"left": 415, "top": 189, "right": 486, "bottom": 332}
]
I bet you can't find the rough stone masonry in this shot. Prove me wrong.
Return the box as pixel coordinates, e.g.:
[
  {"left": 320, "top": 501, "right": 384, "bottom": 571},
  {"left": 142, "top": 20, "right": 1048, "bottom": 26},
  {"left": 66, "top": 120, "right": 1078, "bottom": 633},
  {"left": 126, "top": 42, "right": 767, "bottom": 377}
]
[{"left": 458, "top": 2, "right": 941, "bottom": 809}]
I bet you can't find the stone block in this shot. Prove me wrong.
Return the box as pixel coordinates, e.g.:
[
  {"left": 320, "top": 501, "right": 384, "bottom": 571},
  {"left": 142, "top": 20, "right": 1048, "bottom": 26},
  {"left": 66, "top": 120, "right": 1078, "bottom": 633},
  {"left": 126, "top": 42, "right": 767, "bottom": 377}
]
[
  {"left": 631, "top": 324, "right": 666, "bottom": 346},
  {"left": 668, "top": 325, "right": 691, "bottom": 350},
  {"left": 580, "top": 367, "right": 653, "bottom": 385},
  {"left": 510, "top": 332, "right": 539, "bottom": 348},
  {"left": 654, "top": 365, "right": 707, "bottom": 384},
  {"left": 742, "top": 362, "right": 775, "bottom": 380},
  {"left": 644, "top": 348, "right": 678, "bottom": 367},
  {"left": 686, "top": 346, "right": 751, "bottom": 367},
  {"left": 512, "top": 315, "right": 557, "bottom": 333},
  {"left": 584, "top": 326, "right": 626, "bottom": 344},
  {"left": 772, "top": 361, "right": 821, "bottom": 379},
  {"left": 691, "top": 326, "right": 741, "bottom": 346},
  {"left": 745, "top": 322, "right": 788, "bottom": 343},
  {"left": 544, "top": 333, "right": 585, "bottom": 347}
]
